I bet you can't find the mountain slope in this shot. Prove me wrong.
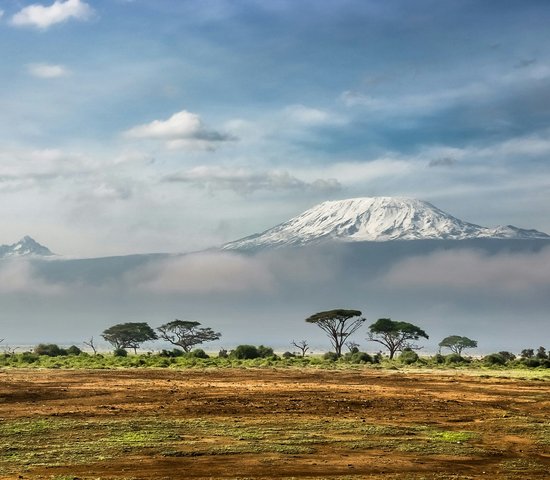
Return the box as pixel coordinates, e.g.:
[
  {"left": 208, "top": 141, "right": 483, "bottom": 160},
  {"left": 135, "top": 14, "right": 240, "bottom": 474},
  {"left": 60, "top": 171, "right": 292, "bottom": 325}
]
[
  {"left": 0, "top": 236, "right": 54, "bottom": 258},
  {"left": 223, "top": 197, "right": 550, "bottom": 250}
]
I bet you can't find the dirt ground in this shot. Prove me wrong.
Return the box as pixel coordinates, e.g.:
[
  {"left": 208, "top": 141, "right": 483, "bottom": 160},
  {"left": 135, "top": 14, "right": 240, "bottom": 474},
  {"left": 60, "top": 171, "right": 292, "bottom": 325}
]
[{"left": 0, "top": 367, "right": 548, "bottom": 479}]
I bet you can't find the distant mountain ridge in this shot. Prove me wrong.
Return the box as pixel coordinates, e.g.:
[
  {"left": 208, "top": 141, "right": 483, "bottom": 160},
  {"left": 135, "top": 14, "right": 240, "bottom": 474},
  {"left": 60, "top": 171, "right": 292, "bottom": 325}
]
[
  {"left": 0, "top": 236, "right": 54, "bottom": 258},
  {"left": 223, "top": 197, "right": 550, "bottom": 250}
]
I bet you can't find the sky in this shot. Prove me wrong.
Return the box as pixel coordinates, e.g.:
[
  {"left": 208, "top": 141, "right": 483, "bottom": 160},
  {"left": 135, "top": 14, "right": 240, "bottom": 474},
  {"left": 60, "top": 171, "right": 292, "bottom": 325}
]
[{"left": 0, "top": 0, "right": 549, "bottom": 257}]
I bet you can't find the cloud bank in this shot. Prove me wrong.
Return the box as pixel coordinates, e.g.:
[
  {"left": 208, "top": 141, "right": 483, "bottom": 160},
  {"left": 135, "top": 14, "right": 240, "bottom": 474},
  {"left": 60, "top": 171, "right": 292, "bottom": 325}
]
[{"left": 164, "top": 166, "right": 341, "bottom": 195}]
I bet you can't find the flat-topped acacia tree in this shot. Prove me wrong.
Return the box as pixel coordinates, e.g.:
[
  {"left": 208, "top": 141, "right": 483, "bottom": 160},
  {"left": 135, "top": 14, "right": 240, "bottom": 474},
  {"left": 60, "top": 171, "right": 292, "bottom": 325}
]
[
  {"left": 367, "top": 318, "right": 429, "bottom": 359},
  {"left": 101, "top": 322, "right": 158, "bottom": 354},
  {"left": 157, "top": 320, "right": 221, "bottom": 353},
  {"left": 305, "top": 309, "right": 365, "bottom": 357},
  {"left": 438, "top": 335, "right": 477, "bottom": 356}
]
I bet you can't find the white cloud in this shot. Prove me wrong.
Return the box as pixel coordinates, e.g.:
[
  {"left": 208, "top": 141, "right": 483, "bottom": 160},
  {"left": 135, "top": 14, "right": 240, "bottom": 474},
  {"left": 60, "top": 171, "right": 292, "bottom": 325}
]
[
  {"left": 0, "top": 148, "right": 91, "bottom": 181},
  {"left": 27, "top": 63, "right": 69, "bottom": 78},
  {"left": 11, "top": 0, "right": 94, "bottom": 29},
  {"left": 283, "top": 104, "right": 345, "bottom": 126},
  {"left": 128, "top": 253, "right": 275, "bottom": 294},
  {"left": 124, "top": 110, "right": 234, "bottom": 150},
  {"left": 0, "top": 260, "right": 65, "bottom": 295},
  {"left": 164, "top": 165, "right": 341, "bottom": 195},
  {"left": 383, "top": 248, "right": 550, "bottom": 294}
]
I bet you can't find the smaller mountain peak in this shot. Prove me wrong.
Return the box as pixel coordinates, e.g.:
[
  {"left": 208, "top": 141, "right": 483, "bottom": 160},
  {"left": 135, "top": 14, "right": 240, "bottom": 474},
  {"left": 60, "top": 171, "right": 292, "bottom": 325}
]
[{"left": 0, "top": 236, "right": 54, "bottom": 258}]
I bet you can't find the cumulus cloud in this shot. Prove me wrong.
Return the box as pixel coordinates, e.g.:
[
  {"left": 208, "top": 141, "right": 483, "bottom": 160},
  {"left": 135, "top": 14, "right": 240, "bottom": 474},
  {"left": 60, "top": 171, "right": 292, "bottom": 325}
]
[
  {"left": 27, "top": 63, "right": 69, "bottom": 78},
  {"left": 11, "top": 0, "right": 94, "bottom": 29},
  {"left": 127, "top": 253, "right": 275, "bottom": 294},
  {"left": 163, "top": 166, "right": 342, "bottom": 195},
  {"left": 383, "top": 248, "right": 550, "bottom": 294},
  {"left": 124, "top": 110, "right": 234, "bottom": 150}
]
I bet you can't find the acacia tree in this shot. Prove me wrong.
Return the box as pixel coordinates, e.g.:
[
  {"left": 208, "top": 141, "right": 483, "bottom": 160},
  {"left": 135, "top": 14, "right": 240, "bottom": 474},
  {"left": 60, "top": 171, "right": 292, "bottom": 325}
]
[
  {"left": 367, "top": 318, "right": 429, "bottom": 359},
  {"left": 157, "top": 320, "right": 221, "bottom": 353},
  {"left": 305, "top": 309, "right": 365, "bottom": 357},
  {"left": 101, "top": 322, "right": 158, "bottom": 354},
  {"left": 438, "top": 335, "right": 477, "bottom": 355}
]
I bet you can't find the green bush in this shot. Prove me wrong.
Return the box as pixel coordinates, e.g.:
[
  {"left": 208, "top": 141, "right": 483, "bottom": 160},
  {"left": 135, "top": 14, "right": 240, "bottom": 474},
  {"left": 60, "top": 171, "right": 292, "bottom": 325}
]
[
  {"left": 343, "top": 351, "right": 372, "bottom": 363},
  {"left": 483, "top": 353, "right": 506, "bottom": 366},
  {"left": 113, "top": 348, "right": 128, "bottom": 357},
  {"left": 218, "top": 348, "right": 228, "bottom": 358},
  {"left": 433, "top": 353, "right": 445, "bottom": 364},
  {"left": 323, "top": 351, "right": 339, "bottom": 361},
  {"left": 445, "top": 353, "right": 467, "bottom": 364},
  {"left": 257, "top": 345, "right": 274, "bottom": 358},
  {"left": 399, "top": 350, "right": 419, "bottom": 365},
  {"left": 498, "top": 351, "right": 516, "bottom": 362},
  {"left": 20, "top": 352, "right": 39, "bottom": 363},
  {"left": 231, "top": 345, "right": 260, "bottom": 359},
  {"left": 521, "top": 358, "right": 541, "bottom": 368},
  {"left": 159, "top": 348, "right": 184, "bottom": 358},
  {"left": 190, "top": 348, "right": 209, "bottom": 359},
  {"left": 34, "top": 344, "right": 67, "bottom": 357},
  {"left": 66, "top": 345, "right": 82, "bottom": 355}
]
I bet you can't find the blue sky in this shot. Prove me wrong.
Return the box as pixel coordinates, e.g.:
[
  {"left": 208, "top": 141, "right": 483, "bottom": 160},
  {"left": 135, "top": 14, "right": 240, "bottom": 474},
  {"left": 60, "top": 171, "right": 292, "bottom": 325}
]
[{"left": 1, "top": 0, "right": 550, "bottom": 256}]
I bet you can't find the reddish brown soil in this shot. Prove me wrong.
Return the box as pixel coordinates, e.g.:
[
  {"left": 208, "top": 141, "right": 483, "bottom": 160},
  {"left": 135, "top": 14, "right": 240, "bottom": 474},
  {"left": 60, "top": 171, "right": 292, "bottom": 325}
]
[{"left": 0, "top": 368, "right": 548, "bottom": 479}]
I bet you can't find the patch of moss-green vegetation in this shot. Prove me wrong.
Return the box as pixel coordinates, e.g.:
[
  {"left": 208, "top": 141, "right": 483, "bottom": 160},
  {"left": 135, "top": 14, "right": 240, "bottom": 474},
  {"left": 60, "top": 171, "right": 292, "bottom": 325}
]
[{"left": 0, "top": 416, "right": 487, "bottom": 474}]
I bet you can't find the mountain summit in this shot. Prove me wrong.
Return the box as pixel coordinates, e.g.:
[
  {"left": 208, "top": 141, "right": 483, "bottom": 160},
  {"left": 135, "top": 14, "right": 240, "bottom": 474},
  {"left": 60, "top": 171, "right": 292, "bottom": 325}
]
[
  {"left": 0, "top": 236, "right": 54, "bottom": 258},
  {"left": 223, "top": 197, "right": 550, "bottom": 250}
]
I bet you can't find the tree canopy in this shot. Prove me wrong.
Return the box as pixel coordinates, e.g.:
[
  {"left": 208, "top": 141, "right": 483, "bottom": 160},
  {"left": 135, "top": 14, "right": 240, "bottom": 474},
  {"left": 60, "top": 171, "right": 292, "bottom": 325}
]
[
  {"left": 305, "top": 309, "right": 365, "bottom": 357},
  {"left": 157, "top": 320, "right": 221, "bottom": 353},
  {"left": 438, "top": 335, "right": 477, "bottom": 355},
  {"left": 101, "top": 322, "right": 158, "bottom": 353},
  {"left": 367, "top": 318, "right": 428, "bottom": 359}
]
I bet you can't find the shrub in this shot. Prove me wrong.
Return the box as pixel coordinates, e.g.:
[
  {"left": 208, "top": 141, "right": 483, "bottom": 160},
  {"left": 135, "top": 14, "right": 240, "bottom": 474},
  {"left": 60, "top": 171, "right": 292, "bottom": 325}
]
[
  {"left": 433, "top": 353, "right": 445, "bottom": 364},
  {"left": 66, "top": 345, "right": 82, "bottom": 355},
  {"left": 231, "top": 345, "right": 260, "bottom": 359},
  {"left": 257, "top": 345, "right": 274, "bottom": 358},
  {"left": 350, "top": 352, "right": 373, "bottom": 364},
  {"left": 282, "top": 351, "right": 295, "bottom": 358},
  {"left": 113, "top": 348, "right": 128, "bottom": 357},
  {"left": 498, "top": 351, "right": 516, "bottom": 362},
  {"left": 521, "top": 358, "right": 541, "bottom": 368},
  {"left": 159, "top": 348, "right": 185, "bottom": 358},
  {"left": 323, "top": 352, "right": 339, "bottom": 361},
  {"left": 218, "top": 348, "right": 228, "bottom": 358},
  {"left": 399, "top": 350, "right": 419, "bottom": 365},
  {"left": 483, "top": 353, "right": 506, "bottom": 366},
  {"left": 34, "top": 344, "right": 67, "bottom": 357},
  {"left": 20, "top": 352, "right": 39, "bottom": 363},
  {"left": 190, "top": 348, "right": 209, "bottom": 359},
  {"left": 445, "top": 353, "right": 466, "bottom": 364}
]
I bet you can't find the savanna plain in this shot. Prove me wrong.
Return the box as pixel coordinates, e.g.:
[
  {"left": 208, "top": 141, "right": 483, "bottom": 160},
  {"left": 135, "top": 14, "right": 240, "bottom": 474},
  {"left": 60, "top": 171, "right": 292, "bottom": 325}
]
[{"left": 0, "top": 366, "right": 549, "bottom": 480}]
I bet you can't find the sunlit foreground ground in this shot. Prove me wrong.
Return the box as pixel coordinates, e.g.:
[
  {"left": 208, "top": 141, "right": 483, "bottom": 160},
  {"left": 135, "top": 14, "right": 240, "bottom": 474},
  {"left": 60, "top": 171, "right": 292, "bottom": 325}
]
[{"left": 0, "top": 368, "right": 548, "bottom": 479}]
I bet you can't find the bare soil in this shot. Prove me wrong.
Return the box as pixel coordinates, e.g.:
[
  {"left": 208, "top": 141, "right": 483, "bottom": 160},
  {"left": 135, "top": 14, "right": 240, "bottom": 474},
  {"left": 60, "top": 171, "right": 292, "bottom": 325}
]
[{"left": 0, "top": 368, "right": 548, "bottom": 479}]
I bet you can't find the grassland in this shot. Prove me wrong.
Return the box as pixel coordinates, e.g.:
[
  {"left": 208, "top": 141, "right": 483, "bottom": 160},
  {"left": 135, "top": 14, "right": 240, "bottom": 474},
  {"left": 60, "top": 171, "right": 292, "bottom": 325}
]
[{"left": 0, "top": 367, "right": 548, "bottom": 479}]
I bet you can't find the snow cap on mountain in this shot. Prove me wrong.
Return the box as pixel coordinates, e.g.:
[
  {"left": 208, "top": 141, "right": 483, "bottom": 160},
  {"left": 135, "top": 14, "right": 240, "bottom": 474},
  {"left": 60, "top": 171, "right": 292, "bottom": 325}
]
[{"left": 223, "top": 196, "right": 550, "bottom": 250}]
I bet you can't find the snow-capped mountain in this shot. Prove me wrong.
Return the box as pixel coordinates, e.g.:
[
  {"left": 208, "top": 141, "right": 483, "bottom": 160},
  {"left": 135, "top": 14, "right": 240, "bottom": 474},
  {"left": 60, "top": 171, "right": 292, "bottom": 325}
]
[
  {"left": 223, "top": 197, "right": 550, "bottom": 250},
  {"left": 0, "top": 236, "right": 54, "bottom": 258}
]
